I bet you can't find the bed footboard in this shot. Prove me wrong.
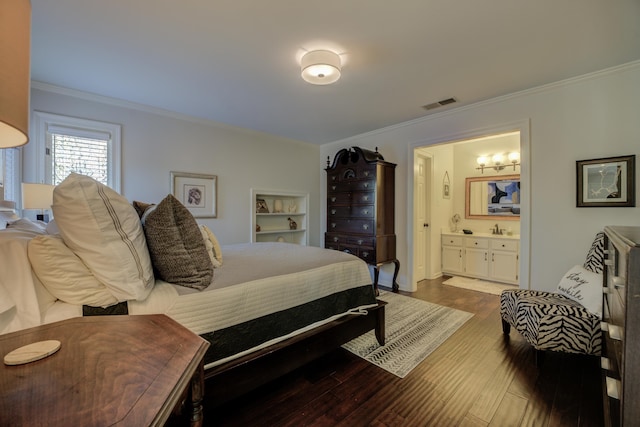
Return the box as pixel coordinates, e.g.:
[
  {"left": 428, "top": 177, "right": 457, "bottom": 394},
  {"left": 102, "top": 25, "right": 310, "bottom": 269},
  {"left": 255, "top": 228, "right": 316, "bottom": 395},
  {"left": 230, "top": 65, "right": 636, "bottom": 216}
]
[{"left": 204, "top": 300, "right": 386, "bottom": 405}]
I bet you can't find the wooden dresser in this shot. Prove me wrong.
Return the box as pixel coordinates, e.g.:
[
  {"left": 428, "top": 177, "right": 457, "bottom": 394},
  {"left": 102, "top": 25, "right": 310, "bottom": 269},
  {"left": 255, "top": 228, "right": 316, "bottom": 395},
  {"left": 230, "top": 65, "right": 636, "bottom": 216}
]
[
  {"left": 325, "top": 146, "right": 399, "bottom": 292},
  {"left": 602, "top": 226, "right": 640, "bottom": 427}
]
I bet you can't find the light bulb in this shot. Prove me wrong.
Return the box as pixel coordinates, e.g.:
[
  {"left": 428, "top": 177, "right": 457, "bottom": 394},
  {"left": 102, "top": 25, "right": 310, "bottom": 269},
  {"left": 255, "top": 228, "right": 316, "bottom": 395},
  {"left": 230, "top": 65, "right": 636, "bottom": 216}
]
[
  {"left": 508, "top": 152, "right": 520, "bottom": 163},
  {"left": 492, "top": 153, "right": 504, "bottom": 165},
  {"left": 476, "top": 156, "right": 488, "bottom": 166}
]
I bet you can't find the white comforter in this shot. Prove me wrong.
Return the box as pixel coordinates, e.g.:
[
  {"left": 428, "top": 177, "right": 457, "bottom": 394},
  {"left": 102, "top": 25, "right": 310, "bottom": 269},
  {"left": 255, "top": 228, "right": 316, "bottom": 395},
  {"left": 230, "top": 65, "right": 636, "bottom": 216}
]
[
  {"left": 1, "top": 228, "right": 373, "bottom": 354},
  {"left": 0, "top": 229, "right": 54, "bottom": 334}
]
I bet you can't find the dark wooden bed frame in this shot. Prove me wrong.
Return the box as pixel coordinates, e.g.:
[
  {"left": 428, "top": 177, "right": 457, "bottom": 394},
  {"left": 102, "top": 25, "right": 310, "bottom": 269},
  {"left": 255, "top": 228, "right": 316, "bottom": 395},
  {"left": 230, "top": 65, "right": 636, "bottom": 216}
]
[{"left": 203, "top": 299, "right": 387, "bottom": 405}]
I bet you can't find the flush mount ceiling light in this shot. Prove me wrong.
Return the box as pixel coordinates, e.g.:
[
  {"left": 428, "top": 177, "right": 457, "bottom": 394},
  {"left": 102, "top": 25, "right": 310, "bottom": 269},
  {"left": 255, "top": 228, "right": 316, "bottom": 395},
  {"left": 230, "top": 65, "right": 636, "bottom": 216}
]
[{"left": 301, "top": 50, "right": 341, "bottom": 85}]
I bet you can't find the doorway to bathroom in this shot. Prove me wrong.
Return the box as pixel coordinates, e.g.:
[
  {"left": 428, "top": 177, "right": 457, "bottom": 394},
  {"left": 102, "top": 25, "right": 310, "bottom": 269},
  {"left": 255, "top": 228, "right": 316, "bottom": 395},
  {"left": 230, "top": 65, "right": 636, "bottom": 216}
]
[{"left": 407, "top": 121, "right": 530, "bottom": 292}]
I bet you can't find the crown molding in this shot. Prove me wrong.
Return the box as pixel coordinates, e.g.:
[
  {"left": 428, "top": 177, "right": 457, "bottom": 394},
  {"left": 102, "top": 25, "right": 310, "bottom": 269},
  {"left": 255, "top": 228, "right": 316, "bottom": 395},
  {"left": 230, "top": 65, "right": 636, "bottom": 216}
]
[
  {"left": 332, "top": 60, "right": 640, "bottom": 146},
  {"left": 29, "top": 81, "right": 313, "bottom": 147}
]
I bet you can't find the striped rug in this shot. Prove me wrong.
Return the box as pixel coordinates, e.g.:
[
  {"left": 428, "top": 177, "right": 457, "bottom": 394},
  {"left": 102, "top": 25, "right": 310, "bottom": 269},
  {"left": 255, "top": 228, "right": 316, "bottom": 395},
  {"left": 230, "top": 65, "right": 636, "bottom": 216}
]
[{"left": 342, "top": 291, "right": 473, "bottom": 378}]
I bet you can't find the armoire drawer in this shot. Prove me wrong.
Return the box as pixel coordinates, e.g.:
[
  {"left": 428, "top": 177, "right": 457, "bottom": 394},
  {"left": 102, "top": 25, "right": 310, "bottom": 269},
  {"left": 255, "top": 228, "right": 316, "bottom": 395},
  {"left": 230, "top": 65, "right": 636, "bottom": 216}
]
[
  {"left": 327, "top": 193, "right": 351, "bottom": 205},
  {"left": 351, "top": 191, "right": 375, "bottom": 204},
  {"left": 328, "top": 205, "right": 375, "bottom": 219},
  {"left": 347, "top": 236, "right": 375, "bottom": 247},
  {"left": 328, "top": 219, "right": 375, "bottom": 234}
]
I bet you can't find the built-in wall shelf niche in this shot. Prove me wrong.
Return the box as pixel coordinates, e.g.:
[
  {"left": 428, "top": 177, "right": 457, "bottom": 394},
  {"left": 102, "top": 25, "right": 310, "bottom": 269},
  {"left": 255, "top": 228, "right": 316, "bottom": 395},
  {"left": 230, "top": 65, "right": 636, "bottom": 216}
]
[{"left": 250, "top": 189, "right": 309, "bottom": 245}]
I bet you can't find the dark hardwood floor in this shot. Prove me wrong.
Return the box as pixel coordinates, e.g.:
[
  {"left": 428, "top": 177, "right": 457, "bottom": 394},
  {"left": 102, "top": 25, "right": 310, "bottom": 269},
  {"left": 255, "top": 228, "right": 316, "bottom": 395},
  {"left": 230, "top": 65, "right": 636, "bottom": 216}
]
[{"left": 189, "top": 278, "right": 604, "bottom": 426}]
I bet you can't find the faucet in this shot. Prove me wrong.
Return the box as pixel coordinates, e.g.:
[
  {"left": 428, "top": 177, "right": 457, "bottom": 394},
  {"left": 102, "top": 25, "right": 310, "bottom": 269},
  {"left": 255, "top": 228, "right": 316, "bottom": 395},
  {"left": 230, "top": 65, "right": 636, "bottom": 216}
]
[{"left": 493, "top": 224, "right": 500, "bottom": 235}]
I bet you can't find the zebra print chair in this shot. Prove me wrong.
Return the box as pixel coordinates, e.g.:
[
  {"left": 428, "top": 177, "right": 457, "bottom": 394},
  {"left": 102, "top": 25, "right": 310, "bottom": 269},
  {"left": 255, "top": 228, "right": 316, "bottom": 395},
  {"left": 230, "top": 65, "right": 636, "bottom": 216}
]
[{"left": 500, "top": 232, "right": 604, "bottom": 365}]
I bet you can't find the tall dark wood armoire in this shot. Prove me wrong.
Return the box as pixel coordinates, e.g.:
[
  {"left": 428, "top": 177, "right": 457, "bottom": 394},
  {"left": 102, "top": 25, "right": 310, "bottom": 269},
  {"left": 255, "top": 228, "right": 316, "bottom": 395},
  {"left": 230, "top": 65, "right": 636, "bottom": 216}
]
[{"left": 325, "top": 146, "right": 399, "bottom": 292}]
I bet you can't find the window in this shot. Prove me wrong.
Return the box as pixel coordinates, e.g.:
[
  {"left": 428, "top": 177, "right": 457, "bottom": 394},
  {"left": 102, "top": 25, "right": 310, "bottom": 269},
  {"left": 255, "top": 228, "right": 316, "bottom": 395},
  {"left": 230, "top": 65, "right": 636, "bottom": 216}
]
[
  {"left": 33, "top": 112, "right": 121, "bottom": 192},
  {"left": 0, "top": 148, "right": 20, "bottom": 202}
]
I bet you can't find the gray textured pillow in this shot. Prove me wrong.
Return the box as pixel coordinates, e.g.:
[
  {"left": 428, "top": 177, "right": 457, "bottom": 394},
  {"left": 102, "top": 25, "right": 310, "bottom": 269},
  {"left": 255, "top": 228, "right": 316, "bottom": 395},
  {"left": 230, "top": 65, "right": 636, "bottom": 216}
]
[{"left": 140, "top": 194, "right": 214, "bottom": 290}]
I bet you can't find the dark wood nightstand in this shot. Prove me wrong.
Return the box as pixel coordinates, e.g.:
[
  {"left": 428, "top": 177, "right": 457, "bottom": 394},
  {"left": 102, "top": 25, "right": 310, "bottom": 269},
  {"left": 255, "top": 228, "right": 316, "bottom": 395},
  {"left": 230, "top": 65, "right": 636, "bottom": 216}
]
[{"left": 0, "top": 314, "right": 209, "bottom": 427}]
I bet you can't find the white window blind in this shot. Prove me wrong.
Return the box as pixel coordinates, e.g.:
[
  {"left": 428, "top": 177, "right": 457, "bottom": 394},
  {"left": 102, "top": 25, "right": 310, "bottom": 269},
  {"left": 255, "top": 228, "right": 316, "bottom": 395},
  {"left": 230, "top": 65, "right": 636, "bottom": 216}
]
[
  {"left": 48, "top": 132, "right": 109, "bottom": 185},
  {"left": 33, "top": 111, "right": 121, "bottom": 192},
  {"left": 1, "top": 148, "right": 20, "bottom": 202}
]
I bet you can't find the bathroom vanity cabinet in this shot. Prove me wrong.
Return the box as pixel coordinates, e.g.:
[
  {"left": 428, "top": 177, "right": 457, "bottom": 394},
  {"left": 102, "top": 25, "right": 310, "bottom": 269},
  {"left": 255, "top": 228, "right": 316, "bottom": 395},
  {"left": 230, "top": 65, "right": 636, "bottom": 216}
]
[{"left": 441, "top": 232, "right": 519, "bottom": 284}]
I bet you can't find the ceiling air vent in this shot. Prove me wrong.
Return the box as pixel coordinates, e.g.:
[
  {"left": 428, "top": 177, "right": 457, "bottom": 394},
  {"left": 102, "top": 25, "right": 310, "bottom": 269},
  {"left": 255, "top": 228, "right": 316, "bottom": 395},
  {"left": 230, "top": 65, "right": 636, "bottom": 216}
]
[{"left": 422, "top": 97, "right": 457, "bottom": 111}]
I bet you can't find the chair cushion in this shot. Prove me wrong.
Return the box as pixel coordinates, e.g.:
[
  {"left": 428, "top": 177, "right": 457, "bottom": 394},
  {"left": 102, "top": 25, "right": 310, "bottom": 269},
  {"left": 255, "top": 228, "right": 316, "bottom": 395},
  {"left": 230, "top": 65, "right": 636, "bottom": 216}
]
[
  {"left": 500, "top": 289, "right": 601, "bottom": 356},
  {"left": 583, "top": 232, "right": 605, "bottom": 273}
]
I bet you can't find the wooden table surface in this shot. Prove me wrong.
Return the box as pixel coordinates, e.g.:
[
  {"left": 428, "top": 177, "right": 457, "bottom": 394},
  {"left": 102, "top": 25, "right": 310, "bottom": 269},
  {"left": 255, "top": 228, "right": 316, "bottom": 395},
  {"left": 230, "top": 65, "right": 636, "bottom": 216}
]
[{"left": 0, "top": 314, "right": 209, "bottom": 427}]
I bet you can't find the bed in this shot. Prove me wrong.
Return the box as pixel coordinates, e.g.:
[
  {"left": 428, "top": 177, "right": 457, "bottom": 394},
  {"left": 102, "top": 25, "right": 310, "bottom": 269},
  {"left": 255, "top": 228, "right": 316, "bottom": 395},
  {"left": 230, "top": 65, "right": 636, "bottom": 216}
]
[{"left": 0, "top": 173, "right": 385, "bottom": 407}]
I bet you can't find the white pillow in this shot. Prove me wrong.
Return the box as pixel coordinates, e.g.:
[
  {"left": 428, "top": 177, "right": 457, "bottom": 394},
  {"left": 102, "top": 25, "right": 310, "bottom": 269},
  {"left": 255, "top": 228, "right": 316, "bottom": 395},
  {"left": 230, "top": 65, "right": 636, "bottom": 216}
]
[
  {"left": 0, "top": 282, "right": 16, "bottom": 314},
  {"left": 45, "top": 219, "right": 60, "bottom": 235},
  {"left": 6, "top": 218, "right": 47, "bottom": 233},
  {"left": 52, "top": 173, "right": 154, "bottom": 301},
  {"left": 28, "top": 235, "right": 118, "bottom": 307},
  {"left": 200, "top": 225, "right": 223, "bottom": 267},
  {"left": 556, "top": 265, "right": 603, "bottom": 317}
]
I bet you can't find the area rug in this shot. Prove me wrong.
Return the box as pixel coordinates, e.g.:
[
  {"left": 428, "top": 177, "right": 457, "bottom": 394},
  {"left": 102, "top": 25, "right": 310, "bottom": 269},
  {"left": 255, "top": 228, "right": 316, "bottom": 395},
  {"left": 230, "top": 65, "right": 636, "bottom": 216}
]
[
  {"left": 342, "top": 291, "right": 473, "bottom": 378},
  {"left": 443, "top": 276, "right": 516, "bottom": 295}
]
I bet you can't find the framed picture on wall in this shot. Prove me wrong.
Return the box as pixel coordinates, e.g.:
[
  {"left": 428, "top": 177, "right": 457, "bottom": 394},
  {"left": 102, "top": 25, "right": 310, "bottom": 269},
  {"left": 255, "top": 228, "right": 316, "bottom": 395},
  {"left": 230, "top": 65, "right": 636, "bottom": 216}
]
[
  {"left": 170, "top": 171, "right": 217, "bottom": 217},
  {"left": 576, "top": 155, "right": 635, "bottom": 207},
  {"left": 443, "top": 171, "right": 451, "bottom": 199}
]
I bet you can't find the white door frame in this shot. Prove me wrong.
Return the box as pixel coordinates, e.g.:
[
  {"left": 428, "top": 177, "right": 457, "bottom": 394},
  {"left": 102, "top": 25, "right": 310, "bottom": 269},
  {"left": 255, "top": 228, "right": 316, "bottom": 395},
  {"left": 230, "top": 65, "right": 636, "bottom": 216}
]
[{"left": 406, "top": 119, "right": 531, "bottom": 292}]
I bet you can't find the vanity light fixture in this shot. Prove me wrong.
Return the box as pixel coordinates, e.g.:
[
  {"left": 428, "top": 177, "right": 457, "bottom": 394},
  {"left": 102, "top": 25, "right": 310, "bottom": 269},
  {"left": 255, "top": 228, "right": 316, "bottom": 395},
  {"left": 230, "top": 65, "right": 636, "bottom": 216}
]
[
  {"left": 301, "top": 50, "right": 341, "bottom": 85},
  {"left": 476, "top": 152, "right": 520, "bottom": 174}
]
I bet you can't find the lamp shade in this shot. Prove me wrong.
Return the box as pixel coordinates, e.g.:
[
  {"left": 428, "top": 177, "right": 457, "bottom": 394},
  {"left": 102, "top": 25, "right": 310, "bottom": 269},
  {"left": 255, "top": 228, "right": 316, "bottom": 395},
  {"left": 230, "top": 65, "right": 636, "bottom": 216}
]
[
  {"left": 0, "top": 0, "right": 31, "bottom": 148},
  {"left": 22, "top": 183, "right": 54, "bottom": 210},
  {"left": 301, "top": 50, "right": 341, "bottom": 85}
]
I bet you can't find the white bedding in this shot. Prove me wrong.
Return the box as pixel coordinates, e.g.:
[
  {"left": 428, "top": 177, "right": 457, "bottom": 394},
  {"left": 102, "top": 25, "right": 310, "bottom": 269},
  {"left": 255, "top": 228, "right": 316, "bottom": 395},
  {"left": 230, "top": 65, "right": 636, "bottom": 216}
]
[
  {"left": 1, "top": 229, "right": 375, "bottom": 366},
  {"left": 0, "top": 229, "right": 57, "bottom": 334},
  {"left": 130, "top": 243, "right": 372, "bottom": 331}
]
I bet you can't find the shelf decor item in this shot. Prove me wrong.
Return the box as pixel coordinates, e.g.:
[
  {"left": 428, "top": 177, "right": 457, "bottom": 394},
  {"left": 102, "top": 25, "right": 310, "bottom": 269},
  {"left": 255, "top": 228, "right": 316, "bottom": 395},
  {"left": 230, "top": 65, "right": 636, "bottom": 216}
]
[
  {"left": 576, "top": 155, "right": 635, "bottom": 207},
  {"left": 256, "top": 198, "right": 269, "bottom": 213},
  {"left": 451, "top": 213, "right": 461, "bottom": 232},
  {"left": 273, "top": 199, "right": 283, "bottom": 213},
  {"left": 170, "top": 171, "right": 217, "bottom": 218}
]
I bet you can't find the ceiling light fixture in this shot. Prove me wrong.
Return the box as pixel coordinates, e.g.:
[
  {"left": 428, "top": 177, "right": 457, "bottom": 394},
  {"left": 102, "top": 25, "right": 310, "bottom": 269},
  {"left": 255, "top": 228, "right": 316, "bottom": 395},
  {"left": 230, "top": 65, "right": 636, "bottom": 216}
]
[
  {"left": 476, "top": 152, "right": 520, "bottom": 174},
  {"left": 0, "top": 0, "right": 31, "bottom": 148},
  {"left": 301, "top": 50, "right": 341, "bottom": 85}
]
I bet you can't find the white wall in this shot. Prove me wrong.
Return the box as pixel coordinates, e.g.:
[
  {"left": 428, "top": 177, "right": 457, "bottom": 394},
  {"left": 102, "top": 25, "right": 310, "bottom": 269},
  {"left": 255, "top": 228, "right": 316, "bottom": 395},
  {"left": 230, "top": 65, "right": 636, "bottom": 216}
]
[
  {"left": 25, "top": 87, "right": 322, "bottom": 246},
  {"left": 321, "top": 61, "right": 640, "bottom": 292}
]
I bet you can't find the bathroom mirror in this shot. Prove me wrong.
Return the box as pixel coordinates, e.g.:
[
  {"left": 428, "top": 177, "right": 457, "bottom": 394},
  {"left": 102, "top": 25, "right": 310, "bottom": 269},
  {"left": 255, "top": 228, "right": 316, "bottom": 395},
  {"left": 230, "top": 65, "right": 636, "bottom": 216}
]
[{"left": 465, "top": 174, "right": 520, "bottom": 220}]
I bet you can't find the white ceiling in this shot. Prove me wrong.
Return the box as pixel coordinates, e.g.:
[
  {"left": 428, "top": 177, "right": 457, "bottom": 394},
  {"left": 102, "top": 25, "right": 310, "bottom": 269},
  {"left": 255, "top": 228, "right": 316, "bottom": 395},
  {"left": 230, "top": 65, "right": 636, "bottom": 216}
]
[{"left": 30, "top": 0, "right": 640, "bottom": 144}]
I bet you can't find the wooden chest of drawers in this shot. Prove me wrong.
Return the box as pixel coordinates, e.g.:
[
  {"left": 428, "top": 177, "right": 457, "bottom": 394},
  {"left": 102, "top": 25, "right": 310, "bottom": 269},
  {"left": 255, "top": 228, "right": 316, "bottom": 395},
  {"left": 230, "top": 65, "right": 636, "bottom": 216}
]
[
  {"left": 602, "top": 226, "right": 640, "bottom": 427},
  {"left": 325, "top": 147, "right": 399, "bottom": 291}
]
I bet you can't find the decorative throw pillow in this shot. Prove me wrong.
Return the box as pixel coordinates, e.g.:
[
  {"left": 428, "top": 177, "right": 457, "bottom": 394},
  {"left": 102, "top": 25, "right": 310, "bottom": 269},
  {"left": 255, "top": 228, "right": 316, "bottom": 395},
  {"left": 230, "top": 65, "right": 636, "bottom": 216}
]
[
  {"left": 556, "top": 265, "right": 603, "bottom": 317},
  {"left": 133, "top": 200, "right": 154, "bottom": 218},
  {"left": 583, "top": 232, "right": 605, "bottom": 274},
  {"left": 28, "top": 235, "right": 118, "bottom": 307},
  {"left": 200, "top": 225, "right": 223, "bottom": 267},
  {"left": 141, "top": 194, "right": 214, "bottom": 290},
  {"left": 52, "top": 173, "right": 154, "bottom": 301}
]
